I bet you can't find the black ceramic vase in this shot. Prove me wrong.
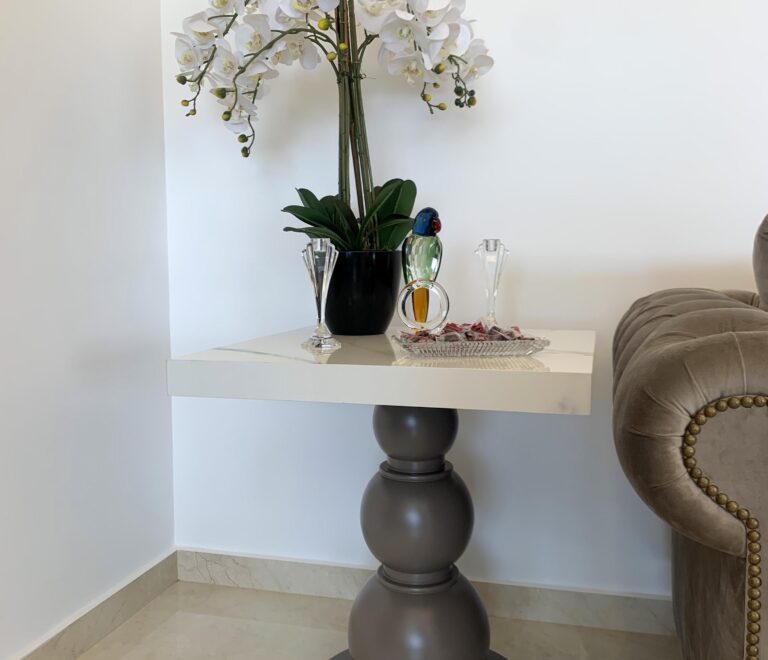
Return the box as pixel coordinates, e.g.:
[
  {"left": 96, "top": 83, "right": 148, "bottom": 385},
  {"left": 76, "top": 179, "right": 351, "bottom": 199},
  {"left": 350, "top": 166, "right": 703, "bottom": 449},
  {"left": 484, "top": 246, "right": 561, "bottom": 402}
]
[{"left": 325, "top": 251, "right": 401, "bottom": 336}]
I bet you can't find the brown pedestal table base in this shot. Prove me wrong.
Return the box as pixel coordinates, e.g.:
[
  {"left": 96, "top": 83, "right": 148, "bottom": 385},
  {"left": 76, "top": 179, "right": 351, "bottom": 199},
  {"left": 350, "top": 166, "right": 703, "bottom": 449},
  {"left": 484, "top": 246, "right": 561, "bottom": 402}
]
[{"left": 331, "top": 405, "right": 507, "bottom": 660}]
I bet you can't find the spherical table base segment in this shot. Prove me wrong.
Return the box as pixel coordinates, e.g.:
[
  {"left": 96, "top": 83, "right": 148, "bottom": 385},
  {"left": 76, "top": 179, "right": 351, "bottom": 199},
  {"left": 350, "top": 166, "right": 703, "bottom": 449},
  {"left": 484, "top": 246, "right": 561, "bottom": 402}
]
[
  {"left": 346, "top": 568, "right": 491, "bottom": 660},
  {"left": 361, "top": 464, "right": 474, "bottom": 574}
]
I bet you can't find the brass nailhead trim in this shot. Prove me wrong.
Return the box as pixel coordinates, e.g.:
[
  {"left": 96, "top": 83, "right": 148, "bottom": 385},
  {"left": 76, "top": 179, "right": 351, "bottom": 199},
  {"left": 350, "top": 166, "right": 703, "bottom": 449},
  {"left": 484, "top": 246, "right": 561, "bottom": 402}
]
[{"left": 681, "top": 395, "right": 764, "bottom": 660}]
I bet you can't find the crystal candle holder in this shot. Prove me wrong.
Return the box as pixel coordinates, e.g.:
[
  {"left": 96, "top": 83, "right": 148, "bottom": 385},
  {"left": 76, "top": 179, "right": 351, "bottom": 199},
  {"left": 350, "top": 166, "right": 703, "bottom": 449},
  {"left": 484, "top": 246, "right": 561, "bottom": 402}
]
[
  {"left": 302, "top": 239, "right": 340, "bottom": 353},
  {"left": 475, "top": 238, "right": 510, "bottom": 328}
]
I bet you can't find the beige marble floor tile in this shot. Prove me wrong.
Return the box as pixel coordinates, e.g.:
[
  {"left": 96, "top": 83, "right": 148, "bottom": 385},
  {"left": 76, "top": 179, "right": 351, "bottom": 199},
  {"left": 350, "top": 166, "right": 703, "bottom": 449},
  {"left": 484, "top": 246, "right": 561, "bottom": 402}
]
[
  {"left": 79, "top": 582, "right": 681, "bottom": 660},
  {"left": 490, "top": 617, "right": 681, "bottom": 660}
]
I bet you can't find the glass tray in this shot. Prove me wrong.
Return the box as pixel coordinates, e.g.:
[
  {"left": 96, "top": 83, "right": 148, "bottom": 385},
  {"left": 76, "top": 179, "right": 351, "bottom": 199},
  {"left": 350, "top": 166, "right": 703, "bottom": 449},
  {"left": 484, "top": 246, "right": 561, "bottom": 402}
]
[{"left": 393, "top": 335, "right": 550, "bottom": 359}]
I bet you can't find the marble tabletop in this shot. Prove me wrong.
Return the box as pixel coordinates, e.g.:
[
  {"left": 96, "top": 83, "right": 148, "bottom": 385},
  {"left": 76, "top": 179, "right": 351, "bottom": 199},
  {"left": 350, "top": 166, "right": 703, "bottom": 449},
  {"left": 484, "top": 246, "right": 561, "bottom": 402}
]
[{"left": 167, "top": 328, "right": 595, "bottom": 414}]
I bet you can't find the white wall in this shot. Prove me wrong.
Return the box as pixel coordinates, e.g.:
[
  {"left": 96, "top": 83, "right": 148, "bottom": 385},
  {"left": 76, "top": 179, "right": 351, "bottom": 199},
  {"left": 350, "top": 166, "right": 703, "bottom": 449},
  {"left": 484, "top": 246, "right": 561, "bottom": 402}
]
[
  {"left": 0, "top": 2, "right": 173, "bottom": 658},
  {"left": 164, "top": 0, "right": 768, "bottom": 597}
]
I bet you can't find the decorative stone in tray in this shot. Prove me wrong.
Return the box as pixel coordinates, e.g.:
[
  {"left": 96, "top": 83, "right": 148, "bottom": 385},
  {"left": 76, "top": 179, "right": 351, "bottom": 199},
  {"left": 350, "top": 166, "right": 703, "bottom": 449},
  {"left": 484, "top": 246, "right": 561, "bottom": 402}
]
[{"left": 394, "top": 322, "right": 550, "bottom": 358}]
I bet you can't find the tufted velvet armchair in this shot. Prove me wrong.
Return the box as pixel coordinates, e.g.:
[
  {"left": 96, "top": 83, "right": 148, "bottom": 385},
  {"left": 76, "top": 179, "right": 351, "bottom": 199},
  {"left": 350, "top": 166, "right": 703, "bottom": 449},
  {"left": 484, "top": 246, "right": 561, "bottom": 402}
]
[{"left": 613, "top": 216, "right": 768, "bottom": 660}]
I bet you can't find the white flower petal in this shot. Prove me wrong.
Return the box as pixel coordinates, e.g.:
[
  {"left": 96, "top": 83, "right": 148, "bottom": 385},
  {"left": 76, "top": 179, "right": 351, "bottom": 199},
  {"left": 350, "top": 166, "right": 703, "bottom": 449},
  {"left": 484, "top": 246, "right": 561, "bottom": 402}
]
[
  {"left": 356, "top": 0, "right": 407, "bottom": 34},
  {"left": 174, "top": 34, "right": 202, "bottom": 73},
  {"left": 317, "top": 0, "right": 340, "bottom": 12},
  {"left": 183, "top": 12, "right": 218, "bottom": 46},
  {"left": 428, "top": 22, "right": 450, "bottom": 41},
  {"left": 300, "top": 40, "right": 321, "bottom": 69}
]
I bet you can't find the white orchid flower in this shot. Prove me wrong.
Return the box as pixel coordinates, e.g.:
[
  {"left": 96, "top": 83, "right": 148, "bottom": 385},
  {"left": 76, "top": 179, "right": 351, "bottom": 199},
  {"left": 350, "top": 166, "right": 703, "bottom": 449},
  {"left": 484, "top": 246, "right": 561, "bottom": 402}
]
[
  {"left": 356, "top": 0, "right": 407, "bottom": 34},
  {"left": 318, "top": 0, "right": 341, "bottom": 11},
  {"left": 212, "top": 86, "right": 259, "bottom": 133},
  {"left": 275, "top": 0, "right": 338, "bottom": 20},
  {"left": 461, "top": 39, "right": 494, "bottom": 81},
  {"left": 278, "top": 0, "right": 315, "bottom": 19},
  {"left": 209, "top": 0, "right": 236, "bottom": 12},
  {"left": 235, "top": 14, "right": 272, "bottom": 55},
  {"left": 234, "top": 0, "right": 263, "bottom": 13},
  {"left": 222, "top": 102, "right": 258, "bottom": 134},
  {"left": 175, "top": 0, "right": 491, "bottom": 158},
  {"left": 238, "top": 96, "right": 259, "bottom": 117},
  {"left": 379, "top": 12, "right": 428, "bottom": 56},
  {"left": 236, "top": 59, "right": 279, "bottom": 95},
  {"left": 205, "top": 8, "right": 238, "bottom": 33},
  {"left": 270, "top": 34, "right": 320, "bottom": 69},
  {"left": 260, "top": 0, "right": 301, "bottom": 30},
  {"left": 213, "top": 38, "right": 242, "bottom": 81},
  {"left": 174, "top": 33, "right": 203, "bottom": 73},
  {"left": 414, "top": 21, "right": 451, "bottom": 68},
  {"left": 183, "top": 12, "right": 218, "bottom": 47},
  {"left": 431, "top": 19, "right": 472, "bottom": 64},
  {"left": 410, "top": 0, "right": 451, "bottom": 12},
  {"left": 387, "top": 51, "right": 437, "bottom": 85},
  {"left": 410, "top": 0, "right": 456, "bottom": 29},
  {"left": 411, "top": 0, "right": 466, "bottom": 15}
]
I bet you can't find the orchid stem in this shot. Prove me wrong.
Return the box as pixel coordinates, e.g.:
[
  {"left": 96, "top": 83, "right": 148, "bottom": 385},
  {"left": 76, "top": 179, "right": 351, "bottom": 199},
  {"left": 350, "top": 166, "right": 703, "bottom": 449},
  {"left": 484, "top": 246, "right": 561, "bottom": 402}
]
[{"left": 335, "top": 6, "right": 351, "bottom": 207}]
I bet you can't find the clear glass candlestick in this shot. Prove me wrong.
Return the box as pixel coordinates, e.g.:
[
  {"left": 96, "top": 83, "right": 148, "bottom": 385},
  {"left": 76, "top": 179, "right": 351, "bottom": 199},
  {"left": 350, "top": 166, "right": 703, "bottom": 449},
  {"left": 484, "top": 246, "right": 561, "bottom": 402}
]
[
  {"left": 475, "top": 239, "right": 510, "bottom": 328},
  {"left": 302, "top": 238, "right": 340, "bottom": 353}
]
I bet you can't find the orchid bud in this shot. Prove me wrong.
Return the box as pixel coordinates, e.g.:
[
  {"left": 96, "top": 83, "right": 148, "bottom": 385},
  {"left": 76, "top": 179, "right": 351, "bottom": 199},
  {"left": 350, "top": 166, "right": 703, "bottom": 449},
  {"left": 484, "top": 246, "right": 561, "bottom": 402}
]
[
  {"left": 212, "top": 88, "right": 228, "bottom": 99},
  {"left": 241, "top": 147, "right": 250, "bottom": 157},
  {"left": 434, "top": 63, "right": 446, "bottom": 75},
  {"left": 467, "top": 96, "right": 477, "bottom": 107},
  {"left": 238, "top": 134, "right": 248, "bottom": 144},
  {"left": 339, "top": 42, "right": 349, "bottom": 52},
  {"left": 438, "top": 103, "right": 447, "bottom": 111},
  {"left": 318, "top": 17, "right": 331, "bottom": 30},
  {"left": 222, "top": 110, "right": 232, "bottom": 121},
  {"left": 181, "top": 100, "right": 190, "bottom": 107},
  {"left": 176, "top": 75, "right": 188, "bottom": 85},
  {"left": 327, "top": 52, "right": 337, "bottom": 61}
]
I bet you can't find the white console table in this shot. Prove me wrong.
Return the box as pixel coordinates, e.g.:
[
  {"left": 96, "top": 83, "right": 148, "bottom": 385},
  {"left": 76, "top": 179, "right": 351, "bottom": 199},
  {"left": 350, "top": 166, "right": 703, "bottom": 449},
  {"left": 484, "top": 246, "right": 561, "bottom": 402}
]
[{"left": 168, "top": 328, "right": 595, "bottom": 660}]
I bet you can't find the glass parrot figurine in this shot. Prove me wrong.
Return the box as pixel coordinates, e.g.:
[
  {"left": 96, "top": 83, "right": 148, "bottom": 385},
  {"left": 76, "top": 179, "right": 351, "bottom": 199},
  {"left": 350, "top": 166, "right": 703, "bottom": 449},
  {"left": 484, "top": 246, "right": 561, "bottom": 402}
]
[{"left": 402, "top": 208, "right": 443, "bottom": 324}]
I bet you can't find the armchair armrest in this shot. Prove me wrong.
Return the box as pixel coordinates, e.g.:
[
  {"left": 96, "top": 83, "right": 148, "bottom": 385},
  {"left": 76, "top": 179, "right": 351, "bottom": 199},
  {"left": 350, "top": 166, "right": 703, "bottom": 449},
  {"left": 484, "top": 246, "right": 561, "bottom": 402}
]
[{"left": 613, "top": 289, "right": 768, "bottom": 556}]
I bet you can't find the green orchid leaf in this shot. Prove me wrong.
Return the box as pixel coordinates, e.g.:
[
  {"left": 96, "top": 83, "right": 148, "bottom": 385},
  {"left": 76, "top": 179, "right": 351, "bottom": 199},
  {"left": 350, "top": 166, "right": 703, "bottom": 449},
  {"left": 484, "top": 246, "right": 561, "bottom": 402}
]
[
  {"left": 392, "top": 180, "right": 417, "bottom": 218},
  {"left": 283, "top": 226, "right": 350, "bottom": 251},
  {"left": 316, "top": 196, "right": 346, "bottom": 236},
  {"left": 380, "top": 225, "right": 414, "bottom": 251},
  {"left": 373, "top": 179, "right": 416, "bottom": 221},
  {"left": 375, "top": 217, "right": 414, "bottom": 251},
  {"left": 321, "top": 195, "right": 359, "bottom": 241},
  {"left": 360, "top": 180, "right": 403, "bottom": 234},
  {"left": 296, "top": 188, "right": 323, "bottom": 211},
  {"left": 284, "top": 182, "right": 417, "bottom": 253},
  {"left": 372, "top": 179, "right": 402, "bottom": 201},
  {"left": 376, "top": 179, "right": 403, "bottom": 195},
  {"left": 362, "top": 214, "right": 412, "bottom": 236},
  {"left": 374, "top": 216, "right": 413, "bottom": 231},
  {"left": 282, "top": 205, "right": 336, "bottom": 230}
]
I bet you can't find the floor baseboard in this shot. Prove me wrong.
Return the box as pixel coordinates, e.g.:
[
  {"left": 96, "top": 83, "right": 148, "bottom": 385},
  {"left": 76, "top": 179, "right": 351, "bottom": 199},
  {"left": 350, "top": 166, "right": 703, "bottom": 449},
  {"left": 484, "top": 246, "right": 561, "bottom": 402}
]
[
  {"left": 177, "top": 549, "right": 675, "bottom": 637},
  {"left": 22, "top": 553, "right": 178, "bottom": 660}
]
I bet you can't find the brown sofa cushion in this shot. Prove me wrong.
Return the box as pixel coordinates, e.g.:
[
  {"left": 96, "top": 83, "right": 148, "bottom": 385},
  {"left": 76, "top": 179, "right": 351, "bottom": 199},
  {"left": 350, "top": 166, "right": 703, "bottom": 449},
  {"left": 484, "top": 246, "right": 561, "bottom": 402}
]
[{"left": 755, "top": 214, "right": 768, "bottom": 310}]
